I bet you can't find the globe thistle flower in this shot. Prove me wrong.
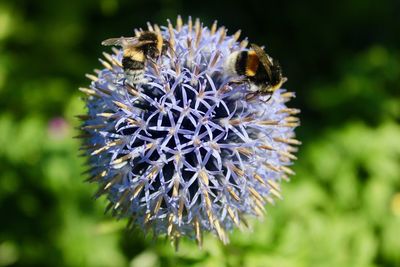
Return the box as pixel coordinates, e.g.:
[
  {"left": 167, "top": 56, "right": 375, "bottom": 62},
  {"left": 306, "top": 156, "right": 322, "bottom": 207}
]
[{"left": 78, "top": 16, "right": 300, "bottom": 247}]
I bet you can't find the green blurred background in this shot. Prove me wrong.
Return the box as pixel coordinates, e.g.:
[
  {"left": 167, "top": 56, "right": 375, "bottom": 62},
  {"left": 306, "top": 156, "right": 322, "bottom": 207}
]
[{"left": 0, "top": 0, "right": 399, "bottom": 266}]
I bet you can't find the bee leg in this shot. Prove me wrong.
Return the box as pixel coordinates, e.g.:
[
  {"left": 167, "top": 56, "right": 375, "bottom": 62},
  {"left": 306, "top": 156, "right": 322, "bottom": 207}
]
[
  {"left": 227, "top": 79, "right": 247, "bottom": 86},
  {"left": 245, "top": 92, "right": 259, "bottom": 102},
  {"left": 228, "top": 79, "right": 243, "bottom": 84},
  {"left": 260, "top": 94, "right": 272, "bottom": 103},
  {"left": 123, "top": 79, "right": 134, "bottom": 87},
  {"left": 125, "top": 82, "right": 137, "bottom": 90}
]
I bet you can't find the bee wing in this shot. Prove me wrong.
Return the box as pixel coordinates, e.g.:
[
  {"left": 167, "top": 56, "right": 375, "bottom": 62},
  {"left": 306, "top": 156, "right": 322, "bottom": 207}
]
[
  {"left": 250, "top": 43, "right": 273, "bottom": 80},
  {"left": 101, "top": 37, "right": 154, "bottom": 47},
  {"left": 101, "top": 37, "right": 136, "bottom": 46}
]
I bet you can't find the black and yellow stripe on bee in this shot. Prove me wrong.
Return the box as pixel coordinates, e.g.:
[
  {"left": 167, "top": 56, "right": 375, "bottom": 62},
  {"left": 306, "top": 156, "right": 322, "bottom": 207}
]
[
  {"left": 244, "top": 51, "right": 260, "bottom": 77},
  {"left": 235, "top": 51, "right": 268, "bottom": 82},
  {"left": 122, "top": 49, "right": 145, "bottom": 71}
]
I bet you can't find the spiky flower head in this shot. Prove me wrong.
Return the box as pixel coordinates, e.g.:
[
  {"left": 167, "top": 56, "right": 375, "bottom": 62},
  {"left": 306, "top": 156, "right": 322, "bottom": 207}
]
[{"left": 79, "top": 16, "right": 300, "bottom": 247}]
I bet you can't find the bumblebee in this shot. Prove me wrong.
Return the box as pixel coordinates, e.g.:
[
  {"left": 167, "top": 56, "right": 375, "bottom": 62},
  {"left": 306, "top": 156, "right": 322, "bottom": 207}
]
[
  {"left": 224, "top": 43, "right": 287, "bottom": 100},
  {"left": 102, "top": 31, "right": 169, "bottom": 86}
]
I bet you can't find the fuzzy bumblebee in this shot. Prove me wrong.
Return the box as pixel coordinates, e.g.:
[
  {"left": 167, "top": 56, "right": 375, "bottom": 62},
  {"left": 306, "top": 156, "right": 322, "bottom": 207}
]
[{"left": 79, "top": 16, "right": 300, "bottom": 247}]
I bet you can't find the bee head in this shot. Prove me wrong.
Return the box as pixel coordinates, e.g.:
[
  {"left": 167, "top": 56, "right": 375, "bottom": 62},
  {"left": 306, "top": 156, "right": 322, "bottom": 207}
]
[
  {"left": 143, "top": 39, "right": 170, "bottom": 59},
  {"left": 142, "top": 44, "right": 159, "bottom": 59},
  {"left": 161, "top": 39, "right": 170, "bottom": 54},
  {"left": 270, "top": 61, "right": 283, "bottom": 84}
]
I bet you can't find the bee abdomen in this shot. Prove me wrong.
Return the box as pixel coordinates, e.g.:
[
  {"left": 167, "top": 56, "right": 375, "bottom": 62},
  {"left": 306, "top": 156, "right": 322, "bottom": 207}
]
[
  {"left": 234, "top": 51, "right": 248, "bottom": 76},
  {"left": 224, "top": 51, "right": 247, "bottom": 76},
  {"left": 122, "top": 57, "right": 147, "bottom": 85},
  {"left": 122, "top": 57, "right": 144, "bottom": 70},
  {"left": 124, "top": 69, "right": 145, "bottom": 85}
]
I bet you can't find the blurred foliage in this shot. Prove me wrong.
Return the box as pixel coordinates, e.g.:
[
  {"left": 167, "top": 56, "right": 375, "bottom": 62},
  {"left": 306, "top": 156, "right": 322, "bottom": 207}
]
[{"left": 0, "top": 0, "right": 399, "bottom": 266}]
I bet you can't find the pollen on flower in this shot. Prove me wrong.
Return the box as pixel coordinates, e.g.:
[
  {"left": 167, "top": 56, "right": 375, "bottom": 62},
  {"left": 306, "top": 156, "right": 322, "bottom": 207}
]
[{"left": 79, "top": 16, "right": 300, "bottom": 248}]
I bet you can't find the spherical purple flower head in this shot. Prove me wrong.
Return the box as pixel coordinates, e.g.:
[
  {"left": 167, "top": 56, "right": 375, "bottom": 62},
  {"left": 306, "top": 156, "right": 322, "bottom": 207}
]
[{"left": 79, "top": 17, "right": 300, "bottom": 247}]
